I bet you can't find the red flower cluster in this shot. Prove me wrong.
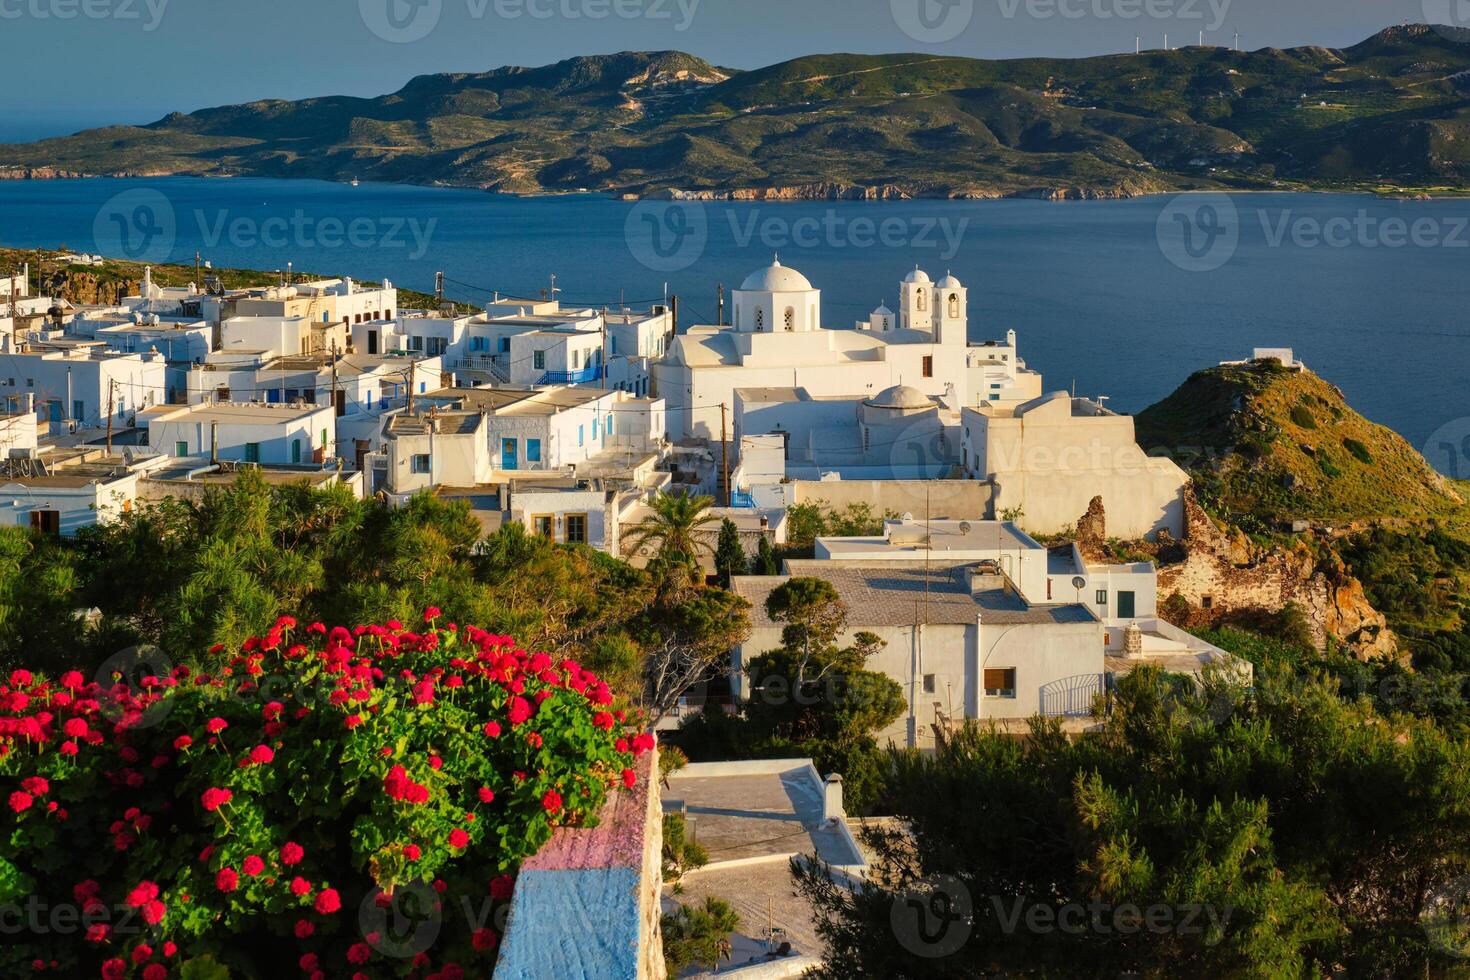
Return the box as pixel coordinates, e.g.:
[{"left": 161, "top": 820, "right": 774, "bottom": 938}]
[{"left": 0, "top": 611, "right": 648, "bottom": 979}]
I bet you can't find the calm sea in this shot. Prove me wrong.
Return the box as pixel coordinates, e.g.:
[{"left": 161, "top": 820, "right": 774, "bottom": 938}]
[{"left": 0, "top": 177, "right": 1466, "bottom": 473}]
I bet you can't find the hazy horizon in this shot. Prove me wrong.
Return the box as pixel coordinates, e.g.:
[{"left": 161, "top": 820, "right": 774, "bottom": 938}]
[{"left": 0, "top": 0, "right": 1458, "bottom": 143}]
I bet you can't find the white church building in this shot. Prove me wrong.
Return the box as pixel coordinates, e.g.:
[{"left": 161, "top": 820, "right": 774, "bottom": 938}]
[{"left": 650, "top": 260, "right": 1042, "bottom": 444}]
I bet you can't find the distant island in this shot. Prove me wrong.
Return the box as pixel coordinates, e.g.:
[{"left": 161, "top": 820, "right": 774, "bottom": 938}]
[{"left": 3, "top": 24, "right": 1470, "bottom": 200}]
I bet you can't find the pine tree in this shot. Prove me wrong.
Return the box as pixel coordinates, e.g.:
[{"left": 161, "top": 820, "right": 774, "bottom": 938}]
[
  {"left": 751, "top": 533, "right": 779, "bottom": 575},
  {"left": 713, "top": 519, "right": 745, "bottom": 588}
]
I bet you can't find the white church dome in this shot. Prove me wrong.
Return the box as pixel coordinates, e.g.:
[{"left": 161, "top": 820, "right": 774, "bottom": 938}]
[
  {"left": 865, "top": 385, "right": 934, "bottom": 412},
  {"left": 872, "top": 304, "right": 894, "bottom": 316},
  {"left": 937, "top": 273, "right": 963, "bottom": 288},
  {"left": 740, "top": 259, "right": 814, "bottom": 293},
  {"left": 902, "top": 267, "right": 931, "bottom": 285}
]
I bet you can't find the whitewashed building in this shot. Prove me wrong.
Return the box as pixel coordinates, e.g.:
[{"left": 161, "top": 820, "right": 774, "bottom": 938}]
[{"left": 140, "top": 402, "right": 336, "bottom": 466}]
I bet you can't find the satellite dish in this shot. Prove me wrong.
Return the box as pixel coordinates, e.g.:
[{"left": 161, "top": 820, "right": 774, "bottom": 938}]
[
  {"left": 958, "top": 521, "right": 972, "bottom": 535},
  {"left": 1071, "top": 576, "right": 1087, "bottom": 591}
]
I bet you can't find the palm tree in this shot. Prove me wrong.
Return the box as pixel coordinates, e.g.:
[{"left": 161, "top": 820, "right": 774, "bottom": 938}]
[{"left": 627, "top": 491, "right": 719, "bottom": 572}]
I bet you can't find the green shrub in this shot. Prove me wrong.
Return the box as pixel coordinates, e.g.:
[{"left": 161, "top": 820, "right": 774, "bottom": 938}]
[
  {"left": 1343, "top": 438, "right": 1373, "bottom": 465},
  {"left": 1290, "top": 404, "right": 1318, "bottom": 430}
]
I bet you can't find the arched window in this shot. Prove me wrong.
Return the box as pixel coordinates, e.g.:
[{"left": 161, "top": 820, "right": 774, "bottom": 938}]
[
  {"left": 948, "top": 293, "right": 959, "bottom": 319},
  {"left": 755, "top": 309, "right": 764, "bottom": 331},
  {"left": 784, "top": 307, "right": 795, "bottom": 331},
  {"left": 881, "top": 317, "right": 890, "bottom": 331},
  {"left": 916, "top": 290, "right": 927, "bottom": 312}
]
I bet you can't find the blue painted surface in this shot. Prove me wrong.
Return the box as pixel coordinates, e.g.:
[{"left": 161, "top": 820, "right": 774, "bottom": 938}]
[{"left": 494, "top": 868, "right": 642, "bottom": 980}]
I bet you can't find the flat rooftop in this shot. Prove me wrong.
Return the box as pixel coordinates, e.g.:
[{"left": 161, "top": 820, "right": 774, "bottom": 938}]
[
  {"left": 139, "top": 403, "right": 329, "bottom": 424},
  {"left": 422, "top": 386, "right": 611, "bottom": 416},
  {"left": 144, "top": 460, "right": 342, "bottom": 486},
  {"left": 817, "top": 519, "right": 1041, "bottom": 558},
  {"left": 735, "top": 561, "right": 1096, "bottom": 628}
]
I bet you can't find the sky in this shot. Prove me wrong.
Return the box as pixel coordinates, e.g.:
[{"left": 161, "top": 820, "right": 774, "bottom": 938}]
[{"left": 0, "top": 0, "right": 1455, "bottom": 142}]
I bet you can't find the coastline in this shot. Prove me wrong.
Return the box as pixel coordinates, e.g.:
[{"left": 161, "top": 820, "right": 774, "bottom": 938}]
[{"left": 3, "top": 167, "right": 1466, "bottom": 202}]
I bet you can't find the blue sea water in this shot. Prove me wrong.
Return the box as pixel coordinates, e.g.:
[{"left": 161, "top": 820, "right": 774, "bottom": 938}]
[{"left": 0, "top": 177, "right": 1467, "bottom": 472}]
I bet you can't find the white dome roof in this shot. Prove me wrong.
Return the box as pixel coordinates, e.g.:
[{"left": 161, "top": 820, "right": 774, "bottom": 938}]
[
  {"left": 937, "top": 273, "right": 963, "bottom": 288},
  {"left": 866, "top": 385, "right": 933, "bottom": 411},
  {"left": 902, "top": 267, "right": 931, "bottom": 285},
  {"left": 740, "top": 259, "right": 814, "bottom": 293},
  {"left": 872, "top": 304, "right": 894, "bottom": 316}
]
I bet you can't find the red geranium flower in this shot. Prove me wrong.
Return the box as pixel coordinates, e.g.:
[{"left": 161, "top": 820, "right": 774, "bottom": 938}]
[
  {"left": 247, "top": 745, "right": 274, "bottom": 765},
  {"left": 242, "top": 855, "right": 265, "bottom": 876},
  {"left": 280, "top": 842, "right": 304, "bottom": 865},
  {"left": 200, "top": 788, "right": 232, "bottom": 812},
  {"left": 541, "top": 790, "right": 563, "bottom": 814},
  {"left": 448, "top": 828, "right": 469, "bottom": 849},
  {"left": 314, "top": 888, "right": 341, "bottom": 914},
  {"left": 215, "top": 868, "right": 239, "bottom": 893}
]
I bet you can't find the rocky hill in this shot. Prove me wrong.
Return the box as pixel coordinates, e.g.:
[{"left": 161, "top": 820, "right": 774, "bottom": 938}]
[
  {"left": 5, "top": 26, "right": 1470, "bottom": 197},
  {"left": 1136, "top": 358, "right": 1470, "bottom": 665},
  {"left": 1136, "top": 359, "right": 1465, "bottom": 527}
]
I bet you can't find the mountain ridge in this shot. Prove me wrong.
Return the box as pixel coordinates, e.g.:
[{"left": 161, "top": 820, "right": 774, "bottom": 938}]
[{"left": 5, "top": 27, "right": 1470, "bottom": 197}]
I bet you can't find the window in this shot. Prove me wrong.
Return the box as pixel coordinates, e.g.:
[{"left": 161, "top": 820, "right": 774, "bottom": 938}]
[
  {"left": 498, "top": 337, "right": 510, "bottom": 353},
  {"left": 607, "top": 414, "right": 613, "bottom": 439},
  {"left": 29, "top": 510, "right": 60, "bottom": 535},
  {"left": 72, "top": 400, "right": 84, "bottom": 421},
  {"left": 565, "top": 513, "right": 587, "bottom": 544},
  {"left": 577, "top": 425, "right": 584, "bottom": 447},
  {"left": 572, "top": 350, "right": 581, "bottom": 370},
  {"left": 1118, "top": 590, "right": 1136, "bottom": 619},
  {"left": 984, "top": 668, "right": 1016, "bottom": 698},
  {"left": 916, "top": 290, "right": 927, "bottom": 312},
  {"left": 922, "top": 674, "right": 936, "bottom": 695},
  {"left": 25, "top": 378, "right": 32, "bottom": 388},
  {"left": 411, "top": 454, "right": 431, "bottom": 474},
  {"left": 1202, "top": 596, "right": 1214, "bottom": 610},
  {"left": 533, "top": 350, "right": 546, "bottom": 370},
  {"left": 428, "top": 337, "right": 446, "bottom": 356},
  {"left": 610, "top": 336, "right": 617, "bottom": 355},
  {"left": 922, "top": 355, "right": 933, "bottom": 378},
  {"left": 409, "top": 336, "right": 425, "bottom": 352},
  {"left": 755, "top": 309, "right": 764, "bottom": 331},
  {"left": 243, "top": 443, "right": 260, "bottom": 464},
  {"left": 526, "top": 439, "right": 542, "bottom": 463},
  {"left": 592, "top": 417, "right": 598, "bottom": 440},
  {"left": 948, "top": 293, "right": 959, "bottom": 318},
  {"left": 532, "top": 515, "right": 554, "bottom": 538},
  {"left": 174, "top": 441, "right": 188, "bottom": 457},
  {"left": 783, "top": 307, "right": 795, "bottom": 331},
  {"left": 1095, "top": 589, "right": 1108, "bottom": 606}
]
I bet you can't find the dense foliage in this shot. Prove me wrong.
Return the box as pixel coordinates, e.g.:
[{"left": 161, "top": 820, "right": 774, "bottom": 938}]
[
  {"left": 674, "top": 578, "right": 904, "bottom": 813},
  {"left": 0, "top": 473, "right": 749, "bottom": 726},
  {"left": 794, "top": 660, "right": 1470, "bottom": 978},
  {"left": 0, "top": 614, "right": 655, "bottom": 978}
]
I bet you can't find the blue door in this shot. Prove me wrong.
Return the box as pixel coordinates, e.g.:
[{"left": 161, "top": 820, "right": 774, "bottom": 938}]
[
  {"left": 501, "top": 439, "right": 518, "bottom": 470},
  {"left": 47, "top": 401, "right": 61, "bottom": 427}
]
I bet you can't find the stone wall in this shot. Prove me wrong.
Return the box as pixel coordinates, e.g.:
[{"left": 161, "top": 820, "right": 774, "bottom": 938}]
[
  {"left": 1153, "top": 493, "right": 1396, "bottom": 660},
  {"left": 494, "top": 747, "right": 665, "bottom": 980},
  {"left": 791, "top": 479, "right": 993, "bottom": 519}
]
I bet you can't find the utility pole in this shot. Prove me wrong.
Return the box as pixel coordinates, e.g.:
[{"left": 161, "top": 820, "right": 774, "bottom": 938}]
[
  {"left": 720, "top": 401, "right": 730, "bottom": 507},
  {"left": 717, "top": 283, "right": 725, "bottom": 326},
  {"left": 330, "top": 341, "right": 340, "bottom": 461},
  {"left": 670, "top": 294, "right": 679, "bottom": 337},
  {"left": 600, "top": 314, "right": 608, "bottom": 387},
  {"left": 105, "top": 379, "right": 115, "bottom": 454},
  {"left": 195, "top": 250, "right": 201, "bottom": 287},
  {"left": 434, "top": 272, "right": 444, "bottom": 309}
]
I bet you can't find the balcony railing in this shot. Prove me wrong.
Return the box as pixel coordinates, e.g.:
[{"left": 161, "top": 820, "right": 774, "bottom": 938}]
[{"left": 535, "top": 365, "right": 599, "bottom": 386}]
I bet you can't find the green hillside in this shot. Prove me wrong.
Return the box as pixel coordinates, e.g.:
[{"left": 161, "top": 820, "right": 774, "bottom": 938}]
[
  {"left": 6, "top": 26, "right": 1470, "bottom": 196},
  {"left": 1137, "top": 360, "right": 1467, "bottom": 526}
]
